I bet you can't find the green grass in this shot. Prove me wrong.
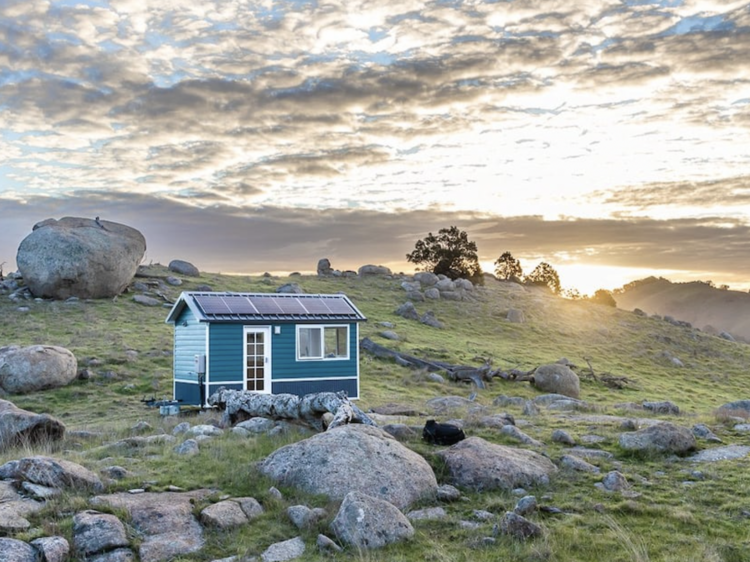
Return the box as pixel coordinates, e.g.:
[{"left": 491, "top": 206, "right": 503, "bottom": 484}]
[{"left": 2, "top": 267, "right": 750, "bottom": 560}]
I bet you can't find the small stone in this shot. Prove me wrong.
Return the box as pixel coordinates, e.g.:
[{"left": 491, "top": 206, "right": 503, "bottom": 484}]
[
  {"left": 268, "top": 486, "right": 283, "bottom": 501},
  {"left": 437, "top": 484, "right": 462, "bottom": 502},
  {"left": 514, "top": 496, "right": 538, "bottom": 517},
  {"left": 130, "top": 421, "right": 152, "bottom": 433},
  {"left": 174, "top": 439, "right": 199, "bottom": 456},
  {"left": 551, "top": 429, "right": 576, "bottom": 445},
  {"left": 498, "top": 512, "right": 542, "bottom": 540},
  {"left": 522, "top": 400, "right": 539, "bottom": 416},
  {"left": 261, "top": 536, "right": 305, "bottom": 562},
  {"left": 407, "top": 507, "right": 447, "bottom": 521},
  {"left": 30, "top": 536, "right": 70, "bottom": 562},
  {"left": 601, "top": 471, "right": 629, "bottom": 492},
  {"left": 316, "top": 534, "right": 342, "bottom": 554}
]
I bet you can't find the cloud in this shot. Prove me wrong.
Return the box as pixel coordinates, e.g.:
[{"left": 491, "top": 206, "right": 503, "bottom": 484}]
[{"left": 3, "top": 193, "right": 750, "bottom": 290}]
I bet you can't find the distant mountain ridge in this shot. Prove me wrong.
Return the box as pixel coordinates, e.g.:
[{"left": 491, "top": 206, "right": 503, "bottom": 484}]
[{"left": 615, "top": 277, "right": 750, "bottom": 342}]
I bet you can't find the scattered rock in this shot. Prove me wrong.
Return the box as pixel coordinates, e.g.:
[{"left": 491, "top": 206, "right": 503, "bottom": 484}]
[
  {"left": 500, "top": 425, "right": 544, "bottom": 447},
  {"left": 414, "top": 272, "right": 439, "bottom": 286},
  {"left": 689, "top": 445, "right": 750, "bottom": 463},
  {"left": 601, "top": 471, "right": 629, "bottom": 492},
  {"left": 287, "top": 505, "right": 326, "bottom": 529},
  {"left": 506, "top": 309, "right": 526, "bottom": 323},
  {"left": 73, "top": 510, "right": 129, "bottom": 556},
  {"left": 407, "top": 507, "right": 447, "bottom": 521},
  {"left": 498, "top": 512, "right": 542, "bottom": 540},
  {"left": 316, "top": 534, "right": 342, "bottom": 554},
  {"left": 317, "top": 258, "right": 334, "bottom": 276},
  {"left": 276, "top": 283, "right": 304, "bottom": 294},
  {"left": 258, "top": 425, "right": 437, "bottom": 510},
  {"left": 692, "top": 423, "right": 722, "bottom": 442},
  {"left": 133, "top": 295, "right": 161, "bottom": 307},
  {"left": 514, "top": 496, "right": 538, "bottom": 516},
  {"left": 17, "top": 217, "right": 147, "bottom": 299},
  {"left": 235, "top": 417, "right": 276, "bottom": 434},
  {"left": 642, "top": 401, "right": 680, "bottom": 415},
  {"left": 0, "top": 538, "right": 38, "bottom": 562},
  {"left": 0, "top": 399, "right": 66, "bottom": 448},
  {"left": 331, "top": 491, "right": 414, "bottom": 549},
  {"left": 261, "top": 536, "right": 305, "bottom": 562},
  {"left": 420, "top": 311, "right": 444, "bottom": 329},
  {"left": 168, "top": 260, "right": 200, "bottom": 277},
  {"left": 716, "top": 400, "right": 750, "bottom": 418},
  {"left": 551, "top": 429, "right": 576, "bottom": 446},
  {"left": 425, "top": 287, "right": 441, "bottom": 300},
  {"left": 165, "top": 276, "right": 182, "bottom": 286},
  {"left": 531, "top": 364, "right": 580, "bottom": 399},
  {"left": 618, "top": 422, "right": 697, "bottom": 455},
  {"left": 30, "top": 536, "right": 70, "bottom": 562},
  {"left": 560, "top": 454, "right": 600, "bottom": 473},
  {"left": 0, "top": 456, "right": 103, "bottom": 492},
  {"left": 201, "top": 500, "right": 248, "bottom": 529},
  {"left": 0, "top": 480, "right": 45, "bottom": 532},
  {"left": 394, "top": 301, "right": 419, "bottom": 321},
  {"left": 234, "top": 497, "right": 265, "bottom": 520},
  {"left": 381, "top": 424, "right": 417, "bottom": 441},
  {"left": 380, "top": 330, "right": 400, "bottom": 341},
  {"left": 358, "top": 265, "right": 392, "bottom": 276},
  {"left": 426, "top": 395, "right": 473, "bottom": 413},
  {"left": 437, "top": 484, "right": 462, "bottom": 502},
  {"left": 437, "top": 437, "right": 558, "bottom": 492},
  {"left": 0, "top": 345, "right": 78, "bottom": 394}
]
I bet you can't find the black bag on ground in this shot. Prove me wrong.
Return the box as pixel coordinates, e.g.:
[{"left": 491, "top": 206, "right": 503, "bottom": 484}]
[{"left": 422, "top": 419, "right": 465, "bottom": 445}]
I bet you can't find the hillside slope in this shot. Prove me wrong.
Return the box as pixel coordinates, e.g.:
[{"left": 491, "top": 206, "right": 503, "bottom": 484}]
[{"left": 615, "top": 277, "right": 750, "bottom": 342}]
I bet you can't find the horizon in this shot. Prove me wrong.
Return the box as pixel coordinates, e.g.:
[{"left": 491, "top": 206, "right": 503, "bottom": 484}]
[{"left": 2, "top": 1, "right": 750, "bottom": 294}]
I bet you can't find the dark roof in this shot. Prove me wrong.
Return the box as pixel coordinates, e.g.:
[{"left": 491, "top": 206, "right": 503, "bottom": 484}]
[{"left": 166, "top": 292, "right": 367, "bottom": 324}]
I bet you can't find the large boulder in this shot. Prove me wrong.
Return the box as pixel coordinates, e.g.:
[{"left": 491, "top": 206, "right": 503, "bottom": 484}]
[
  {"left": 531, "top": 364, "right": 580, "bottom": 399},
  {"left": 168, "top": 259, "right": 199, "bottom": 277},
  {"left": 331, "top": 491, "right": 414, "bottom": 549},
  {"left": 16, "top": 217, "right": 146, "bottom": 299},
  {"left": 0, "top": 399, "right": 66, "bottom": 449},
  {"left": 317, "top": 258, "right": 334, "bottom": 276},
  {"left": 258, "top": 425, "right": 437, "bottom": 510},
  {"left": 437, "top": 437, "right": 558, "bottom": 492},
  {"left": 0, "top": 345, "right": 77, "bottom": 394},
  {"left": 618, "top": 422, "right": 697, "bottom": 455}
]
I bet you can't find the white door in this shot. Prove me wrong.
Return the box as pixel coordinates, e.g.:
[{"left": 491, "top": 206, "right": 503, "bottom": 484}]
[{"left": 244, "top": 327, "right": 271, "bottom": 393}]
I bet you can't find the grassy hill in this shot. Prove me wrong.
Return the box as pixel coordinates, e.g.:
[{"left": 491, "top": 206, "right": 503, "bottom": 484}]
[
  {"left": 615, "top": 277, "right": 750, "bottom": 343},
  {"left": 2, "top": 267, "right": 750, "bottom": 561}
]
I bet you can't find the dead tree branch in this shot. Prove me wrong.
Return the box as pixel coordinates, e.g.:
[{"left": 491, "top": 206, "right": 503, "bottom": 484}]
[{"left": 208, "top": 388, "right": 377, "bottom": 432}]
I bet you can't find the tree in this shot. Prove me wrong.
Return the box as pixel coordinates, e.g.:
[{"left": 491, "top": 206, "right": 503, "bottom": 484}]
[
  {"left": 589, "top": 289, "right": 617, "bottom": 307},
  {"left": 494, "top": 251, "right": 523, "bottom": 281},
  {"left": 525, "top": 262, "right": 561, "bottom": 294},
  {"left": 406, "top": 226, "right": 483, "bottom": 283}
]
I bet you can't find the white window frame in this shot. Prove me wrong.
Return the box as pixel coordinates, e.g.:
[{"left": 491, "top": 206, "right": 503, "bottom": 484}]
[{"left": 296, "top": 324, "right": 349, "bottom": 361}]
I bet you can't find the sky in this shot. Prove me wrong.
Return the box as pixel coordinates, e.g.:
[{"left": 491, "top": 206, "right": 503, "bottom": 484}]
[{"left": 1, "top": 0, "right": 750, "bottom": 295}]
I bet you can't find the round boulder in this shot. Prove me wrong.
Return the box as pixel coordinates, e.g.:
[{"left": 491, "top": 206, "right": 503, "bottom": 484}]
[
  {"left": 0, "top": 345, "right": 78, "bottom": 394},
  {"left": 531, "top": 364, "right": 580, "bottom": 399},
  {"left": 168, "top": 259, "right": 200, "bottom": 277},
  {"left": 618, "top": 422, "right": 697, "bottom": 455},
  {"left": 257, "top": 425, "right": 437, "bottom": 510},
  {"left": 17, "top": 217, "right": 147, "bottom": 299},
  {"left": 437, "top": 437, "right": 558, "bottom": 492}
]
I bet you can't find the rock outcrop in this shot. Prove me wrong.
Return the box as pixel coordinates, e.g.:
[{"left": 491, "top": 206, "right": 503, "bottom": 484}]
[
  {"left": 16, "top": 217, "right": 146, "bottom": 299},
  {"left": 0, "top": 345, "right": 78, "bottom": 394}
]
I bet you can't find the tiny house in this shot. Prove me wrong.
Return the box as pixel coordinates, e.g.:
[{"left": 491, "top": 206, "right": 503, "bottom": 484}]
[{"left": 165, "top": 291, "right": 367, "bottom": 406}]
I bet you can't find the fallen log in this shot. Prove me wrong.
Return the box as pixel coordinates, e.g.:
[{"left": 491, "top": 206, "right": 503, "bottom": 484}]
[
  {"left": 360, "top": 337, "right": 490, "bottom": 388},
  {"left": 207, "top": 388, "right": 377, "bottom": 432}
]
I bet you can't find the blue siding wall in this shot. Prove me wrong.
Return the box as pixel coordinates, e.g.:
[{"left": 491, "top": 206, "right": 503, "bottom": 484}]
[
  {"left": 273, "top": 378, "right": 358, "bottom": 397},
  {"left": 174, "top": 308, "right": 207, "bottom": 383},
  {"left": 208, "top": 324, "right": 244, "bottom": 384},
  {"left": 272, "top": 323, "right": 359, "bottom": 380}
]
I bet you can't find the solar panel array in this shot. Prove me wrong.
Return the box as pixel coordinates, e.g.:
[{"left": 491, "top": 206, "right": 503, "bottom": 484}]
[{"left": 192, "top": 293, "right": 361, "bottom": 319}]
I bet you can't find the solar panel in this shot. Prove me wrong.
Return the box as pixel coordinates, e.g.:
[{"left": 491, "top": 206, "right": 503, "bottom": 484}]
[
  {"left": 194, "top": 295, "right": 231, "bottom": 315},
  {"left": 222, "top": 296, "right": 258, "bottom": 314},
  {"left": 299, "top": 297, "right": 330, "bottom": 314},
  {"left": 248, "top": 296, "right": 284, "bottom": 314},
  {"left": 324, "top": 298, "right": 355, "bottom": 314},
  {"left": 273, "top": 297, "right": 307, "bottom": 315}
]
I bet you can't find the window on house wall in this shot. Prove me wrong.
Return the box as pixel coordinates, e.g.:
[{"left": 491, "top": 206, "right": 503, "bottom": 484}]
[{"left": 298, "top": 325, "right": 348, "bottom": 360}]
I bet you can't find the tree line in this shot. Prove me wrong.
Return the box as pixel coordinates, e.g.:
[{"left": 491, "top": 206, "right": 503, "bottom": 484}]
[{"left": 406, "top": 226, "right": 616, "bottom": 306}]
